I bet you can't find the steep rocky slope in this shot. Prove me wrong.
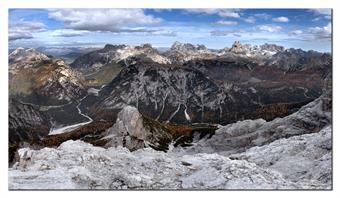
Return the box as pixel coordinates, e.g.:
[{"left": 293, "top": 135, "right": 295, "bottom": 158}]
[
  {"left": 9, "top": 48, "right": 86, "bottom": 105},
  {"left": 90, "top": 62, "right": 264, "bottom": 124},
  {"left": 9, "top": 98, "right": 51, "bottom": 163},
  {"left": 90, "top": 59, "right": 324, "bottom": 125},
  {"left": 9, "top": 98, "right": 51, "bottom": 145}
]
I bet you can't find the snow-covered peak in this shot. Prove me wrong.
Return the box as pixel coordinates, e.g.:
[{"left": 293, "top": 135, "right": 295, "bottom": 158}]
[
  {"left": 216, "top": 41, "right": 286, "bottom": 60},
  {"left": 9, "top": 47, "right": 51, "bottom": 69},
  {"left": 170, "top": 41, "right": 208, "bottom": 52},
  {"left": 71, "top": 43, "right": 170, "bottom": 69},
  {"left": 115, "top": 44, "right": 170, "bottom": 64}
]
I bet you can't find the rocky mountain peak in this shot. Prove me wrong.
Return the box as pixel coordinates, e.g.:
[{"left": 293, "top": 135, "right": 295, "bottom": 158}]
[
  {"left": 229, "top": 41, "right": 249, "bottom": 54},
  {"left": 260, "top": 43, "right": 284, "bottom": 52},
  {"left": 141, "top": 43, "right": 153, "bottom": 49},
  {"left": 103, "top": 44, "right": 115, "bottom": 50},
  {"left": 102, "top": 44, "right": 126, "bottom": 52}
]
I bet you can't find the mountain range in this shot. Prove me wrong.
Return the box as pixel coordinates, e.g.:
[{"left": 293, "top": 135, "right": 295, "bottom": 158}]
[{"left": 8, "top": 41, "right": 332, "bottom": 189}]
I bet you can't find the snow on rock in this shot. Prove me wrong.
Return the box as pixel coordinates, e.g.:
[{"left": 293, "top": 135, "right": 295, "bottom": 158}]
[
  {"left": 71, "top": 43, "right": 170, "bottom": 69},
  {"left": 10, "top": 140, "right": 308, "bottom": 190},
  {"left": 87, "top": 88, "right": 100, "bottom": 96},
  {"left": 9, "top": 48, "right": 50, "bottom": 69},
  {"left": 116, "top": 44, "right": 170, "bottom": 64},
  {"left": 230, "top": 125, "right": 331, "bottom": 189},
  {"left": 164, "top": 41, "right": 217, "bottom": 64}
]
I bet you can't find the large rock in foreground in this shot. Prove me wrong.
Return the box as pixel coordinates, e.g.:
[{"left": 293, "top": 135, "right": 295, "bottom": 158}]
[{"left": 103, "top": 106, "right": 173, "bottom": 151}]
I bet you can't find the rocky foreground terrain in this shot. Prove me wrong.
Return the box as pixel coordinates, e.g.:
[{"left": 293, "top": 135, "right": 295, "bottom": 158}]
[{"left": 8, "top": 41, "right": 332, "bottom": 190}]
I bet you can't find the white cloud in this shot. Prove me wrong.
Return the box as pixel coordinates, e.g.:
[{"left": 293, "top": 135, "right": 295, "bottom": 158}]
[
  {"left": 310, "top": 9, "right": 331, "bottom": 19},
  {"left": 9, "top": 20, "right": 45, "bottom": 41},
  {"left": 151, "top": 30, "right": 177, "bottom": 37},
  {"left": 51, "top": 29, "right": 89, "bottom": 37},
  {"left": 258, "top": 25, "right": 282, "bottom": 32},
  {"left": 219, "top": 10, "right": 241, "bottom": 18},
  {"left": 272, "top": 16, "right": 289, "bottom": 22},
  {"left": 48, "top": 9, "right": 162, "bottom": 32},
  {"left": 187, "top": 9, "right": 241, "bottom": 18},
  {"left": 310, "top": 9, "right": 331, "bottom": 16},
  {"left": 254, "top": 13, "right": 271, "bottom": 20},
  {"left": 210, "top": 29, "right": 246, "bottom": 36},
  {"left": 244, "top": 16, "right": 256, "bottom": 23},
  {"left": 215, "top": 20, "right": 238, "bottom": 26},
  {"left": 308, "top": 22, "right": 331, "bottom": 40},
  {"left": 289, "top": 30, "right": 303, "bottom": 36}
]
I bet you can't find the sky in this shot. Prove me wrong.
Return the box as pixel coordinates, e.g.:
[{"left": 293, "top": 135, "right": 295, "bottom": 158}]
[{"left": 8, "top": 8, "right": 332, "bottom": 52}]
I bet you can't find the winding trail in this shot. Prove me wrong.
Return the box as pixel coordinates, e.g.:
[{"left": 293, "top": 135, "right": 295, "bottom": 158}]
[{"left": 48, "top": 95, "right": 93, "bottom": 135}]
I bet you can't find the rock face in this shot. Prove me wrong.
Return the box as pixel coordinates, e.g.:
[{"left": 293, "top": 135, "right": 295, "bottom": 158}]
[
  {"left": 9, "top": 140, "right": 320, "bottom": 190},
  {"left": 103, "top": 106, "right": 172, "bottom": 151},
  {"left": 9, "top": 49, "right": 86, "bottom": 105},
  {"left": 91, "top": 62, "right": 269, "bottom": 125}
]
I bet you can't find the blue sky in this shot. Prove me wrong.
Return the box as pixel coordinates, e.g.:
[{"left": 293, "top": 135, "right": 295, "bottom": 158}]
[{"left": 9, "top": 9, "right": 332, "bottom": 52}]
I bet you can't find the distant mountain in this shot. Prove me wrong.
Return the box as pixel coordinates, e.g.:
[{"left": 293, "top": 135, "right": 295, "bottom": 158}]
[
  {"left": 71, "top": 44, "right": 170, "bottom": 69},
  {"left": 267, "top": 48, "right": 332, "bottom": 71},
  {"left": 70, "top": 41, "right": 331, "bottom": 72},
  {"left": 9, "top": 48, "right": 51, "bottom": 69},
  {"left": 77, "top": 41, "right": 330, "bottom": 125},
  {"left": 163, "top": 41, "right": 217, "bottom": 64}
]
